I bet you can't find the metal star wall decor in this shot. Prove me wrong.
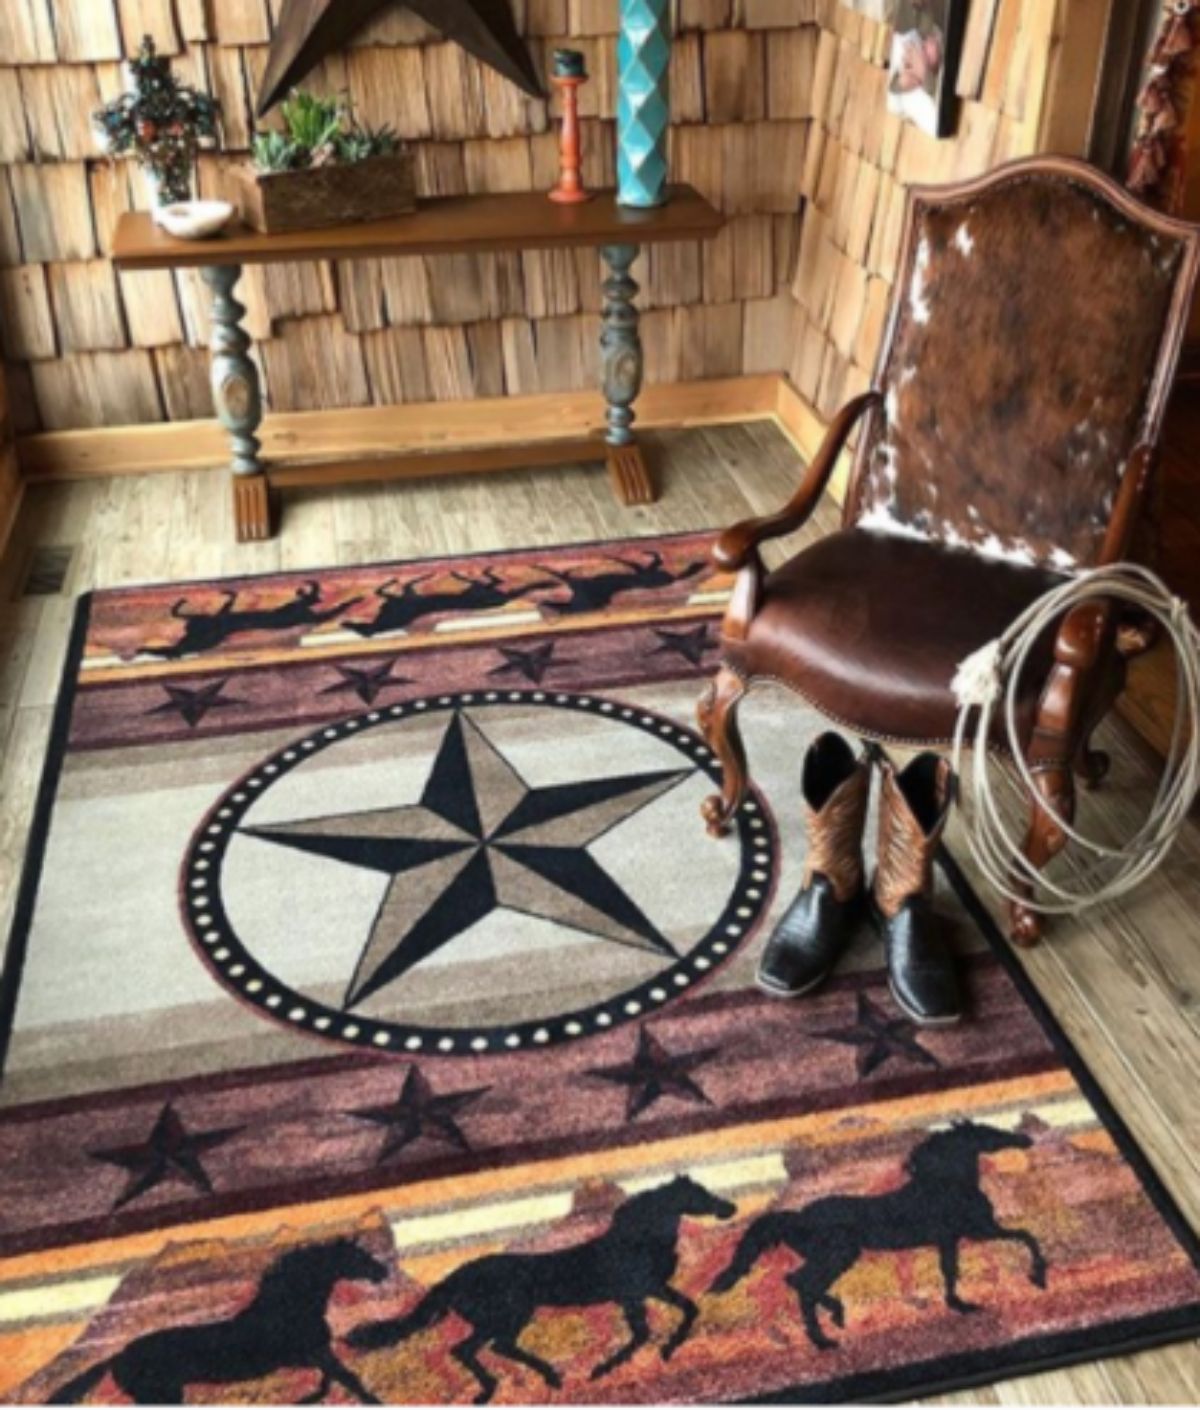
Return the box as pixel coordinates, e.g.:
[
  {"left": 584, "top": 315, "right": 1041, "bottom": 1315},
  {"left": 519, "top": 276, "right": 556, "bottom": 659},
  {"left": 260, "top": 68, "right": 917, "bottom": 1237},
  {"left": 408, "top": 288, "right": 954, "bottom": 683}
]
[{"left": 257, "top": 0, "right": 545, "bottom": 116}]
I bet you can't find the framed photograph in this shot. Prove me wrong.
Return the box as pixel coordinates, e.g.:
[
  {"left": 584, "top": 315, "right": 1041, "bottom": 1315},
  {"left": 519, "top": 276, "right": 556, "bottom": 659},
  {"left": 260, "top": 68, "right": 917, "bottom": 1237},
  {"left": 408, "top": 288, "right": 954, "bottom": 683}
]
[{"left": 887, "top": 0, "right": 969, "bottom": 139}]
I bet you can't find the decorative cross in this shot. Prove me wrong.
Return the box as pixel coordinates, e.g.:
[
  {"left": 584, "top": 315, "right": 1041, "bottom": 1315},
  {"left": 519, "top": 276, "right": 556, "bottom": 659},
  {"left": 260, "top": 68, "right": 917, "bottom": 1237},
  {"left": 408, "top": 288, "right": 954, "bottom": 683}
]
[{"left": 93, "top": 36, "right": 221, "bottom": 205}]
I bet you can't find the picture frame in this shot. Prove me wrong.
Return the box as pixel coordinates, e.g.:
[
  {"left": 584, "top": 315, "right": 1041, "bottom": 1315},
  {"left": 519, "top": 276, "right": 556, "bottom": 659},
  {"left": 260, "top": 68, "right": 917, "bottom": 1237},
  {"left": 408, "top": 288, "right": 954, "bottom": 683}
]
[{"left": 887, "top": 0, "right": 969, "bottom": 140}]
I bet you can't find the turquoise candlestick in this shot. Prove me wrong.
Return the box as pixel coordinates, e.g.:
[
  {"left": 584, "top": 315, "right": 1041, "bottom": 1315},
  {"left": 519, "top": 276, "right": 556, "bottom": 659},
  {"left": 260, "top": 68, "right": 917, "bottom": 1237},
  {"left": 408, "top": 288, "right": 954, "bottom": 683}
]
[{"left": 617, "top": 0, "right": 671, "bottom": 208}]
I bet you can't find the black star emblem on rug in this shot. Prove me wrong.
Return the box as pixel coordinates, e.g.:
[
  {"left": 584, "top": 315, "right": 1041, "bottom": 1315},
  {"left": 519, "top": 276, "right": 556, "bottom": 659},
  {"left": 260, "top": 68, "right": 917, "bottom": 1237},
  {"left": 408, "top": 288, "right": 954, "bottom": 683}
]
[
  {"left": 320, "top": 659, "right": 412, "bottom": 706},
  {"left": 147, "top": 678, "right": 242, "bottom": 728},
  {"left": 349, "top": 1066, "right": 491, "bottom": 1162},
  {"left": 587, "top": 1026, "right": 719, "bottom": 1121},
  {"left": 649, "top": 626, "right": 714, "bottom": 666},
  {"left": 813, "top": 993, "right": 941, "bottom": 1079},
  {"left": 244, "top": 711, "right": 689, "bottom": 1008},
  {"left": 488, "top": 642, "right": 565, "bottom": 684},
  {"left": 88, "top": 1102, "right": 241, "bottom": 1211}
]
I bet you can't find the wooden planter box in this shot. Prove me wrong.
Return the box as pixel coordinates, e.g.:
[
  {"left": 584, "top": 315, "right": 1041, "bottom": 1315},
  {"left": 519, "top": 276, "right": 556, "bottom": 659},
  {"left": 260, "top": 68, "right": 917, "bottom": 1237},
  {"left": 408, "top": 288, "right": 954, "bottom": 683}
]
[{"left": 231, "top": 153, "right": 416, "bottom": 234}]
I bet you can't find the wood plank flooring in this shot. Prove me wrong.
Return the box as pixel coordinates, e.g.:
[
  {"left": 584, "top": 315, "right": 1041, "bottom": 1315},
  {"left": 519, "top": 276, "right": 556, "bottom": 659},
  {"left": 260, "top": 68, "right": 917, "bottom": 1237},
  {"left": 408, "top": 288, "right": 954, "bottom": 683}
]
[{"left": 0, "top": 422, "right": 1198, "bottom": 1404}]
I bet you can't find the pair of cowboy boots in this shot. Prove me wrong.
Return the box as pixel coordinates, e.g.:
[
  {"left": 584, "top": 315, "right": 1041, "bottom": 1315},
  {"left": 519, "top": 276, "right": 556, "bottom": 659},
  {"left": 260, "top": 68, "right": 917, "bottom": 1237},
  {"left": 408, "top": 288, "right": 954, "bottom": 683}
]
[{"left": 759, "top": 733, "right": 961, "bottom": 1026}]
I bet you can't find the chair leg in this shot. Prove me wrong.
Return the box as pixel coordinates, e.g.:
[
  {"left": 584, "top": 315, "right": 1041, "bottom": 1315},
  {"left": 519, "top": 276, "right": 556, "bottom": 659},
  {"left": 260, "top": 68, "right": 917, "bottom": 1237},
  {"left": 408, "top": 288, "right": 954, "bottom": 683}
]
[
  {"left": 1073, "top": 729, "right": 1111, "bottom": 791},
  {"left": 698, "top": 665, "right": 749, "bottom": 838},
  {"left": 1071, "top": 664, "right": 1122, "bottom": 792},
  {"left": 1009, "top": 765, "right": 1075, "bottom": 949}
]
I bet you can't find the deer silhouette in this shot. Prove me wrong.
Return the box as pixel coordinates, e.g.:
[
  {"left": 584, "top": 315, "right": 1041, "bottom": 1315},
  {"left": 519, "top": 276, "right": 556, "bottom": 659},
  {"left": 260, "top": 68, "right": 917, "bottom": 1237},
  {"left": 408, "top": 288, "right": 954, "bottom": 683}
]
[
  {"left": 344, "top": 568, "right": 550, "bottom": 639},
  {"left": 143, "top": 581, "right": 360, "bottom": 660},
  {"left": 49, "top": 1239, "right": 388, "bottom": 1405},
  {"left": 710, "top": 1121, "right": 1047, "bottom": 1351},
  {"left": 349, "top": 1175, "right": 736, "bottom": 1403},
  {"left": 533, "top": 550, "right": 707, "bottom": 617}
]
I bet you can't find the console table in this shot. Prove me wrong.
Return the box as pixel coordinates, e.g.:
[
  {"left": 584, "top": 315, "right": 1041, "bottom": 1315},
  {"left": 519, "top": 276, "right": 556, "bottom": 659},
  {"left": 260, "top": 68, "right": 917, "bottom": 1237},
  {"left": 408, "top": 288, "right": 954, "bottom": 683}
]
[{"left": 113, "top": 186, "right": 724, "bottom": 542}]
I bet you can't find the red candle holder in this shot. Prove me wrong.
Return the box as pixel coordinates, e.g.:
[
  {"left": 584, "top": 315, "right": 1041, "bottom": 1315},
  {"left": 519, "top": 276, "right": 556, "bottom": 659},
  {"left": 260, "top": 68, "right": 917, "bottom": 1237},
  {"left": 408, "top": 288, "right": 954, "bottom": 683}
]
[{"left": 550, "top": 50, "right": 592, "bottom": 205}]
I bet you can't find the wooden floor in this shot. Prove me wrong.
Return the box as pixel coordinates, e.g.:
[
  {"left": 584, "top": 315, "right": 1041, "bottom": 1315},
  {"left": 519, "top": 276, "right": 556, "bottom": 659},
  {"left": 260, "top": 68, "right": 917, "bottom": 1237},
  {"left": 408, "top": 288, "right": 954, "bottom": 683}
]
[{"left": 1, "top": 422, "right": 1198, "bottom": 1404}]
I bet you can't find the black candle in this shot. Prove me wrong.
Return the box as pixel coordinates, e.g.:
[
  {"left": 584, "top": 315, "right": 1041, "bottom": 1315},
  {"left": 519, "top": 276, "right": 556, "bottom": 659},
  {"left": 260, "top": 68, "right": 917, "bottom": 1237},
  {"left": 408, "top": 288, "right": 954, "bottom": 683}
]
[{"left": 553, "top": 48, "right": 587, "bottom": 80}]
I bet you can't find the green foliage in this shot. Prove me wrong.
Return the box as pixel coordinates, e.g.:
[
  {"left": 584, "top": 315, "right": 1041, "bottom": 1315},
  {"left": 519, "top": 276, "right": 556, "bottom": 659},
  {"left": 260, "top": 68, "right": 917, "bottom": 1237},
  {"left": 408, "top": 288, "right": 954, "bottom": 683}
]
[
  {"left": 251, "top": 91, "right": 404, "bottom": 174},
  {"left": 334, "top": 122, "right": 401, "bottom": 164},
  {"left": 251, "top": 129, "right": 303, "bottom": 174},
  {"left": 278, "top": 90, "right": 344, "bottom": 154}
]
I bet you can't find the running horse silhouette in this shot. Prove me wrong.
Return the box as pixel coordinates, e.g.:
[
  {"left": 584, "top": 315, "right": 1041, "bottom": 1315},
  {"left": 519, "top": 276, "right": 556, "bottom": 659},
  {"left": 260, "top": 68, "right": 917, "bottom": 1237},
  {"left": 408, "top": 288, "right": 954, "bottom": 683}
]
[
  {"left": 533, "top": 550, "right": 707, "bottom": 617},
  {"left": 49, "top": 1239, "right": 388, "bottom": 1405},
  {"left": 349, "top": 1175, "right": 736, "bottom": 1403},
  {"left": 710, "top": 1121, "right": 1047, "bottom": 1350},
  {"left": 143, "top": 580, "right": 359, "bottom": 659},
  {"left": 345, "top": 568, "right": 551, "bottom": 638}
]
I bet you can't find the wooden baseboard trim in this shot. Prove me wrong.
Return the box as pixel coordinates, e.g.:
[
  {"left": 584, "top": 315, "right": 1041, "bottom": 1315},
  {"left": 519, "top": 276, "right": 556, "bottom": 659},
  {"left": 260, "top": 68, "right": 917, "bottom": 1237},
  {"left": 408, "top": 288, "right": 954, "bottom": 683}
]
[
  {"left": 17, "top": 376, "right": 782, "bottom": 482},
  {"left": 774, "top": 375, "right": 856, "bottom": 503},
  {"left": 773, "top": 376, "right": 826, "bottom": 460}
]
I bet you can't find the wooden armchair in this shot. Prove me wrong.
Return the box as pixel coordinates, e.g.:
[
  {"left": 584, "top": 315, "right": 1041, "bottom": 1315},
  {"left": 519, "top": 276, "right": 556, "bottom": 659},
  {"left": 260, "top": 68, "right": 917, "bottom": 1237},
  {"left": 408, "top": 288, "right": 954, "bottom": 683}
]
[{"left": 698, "top": 156, "right": 1200, "bottom": 947}]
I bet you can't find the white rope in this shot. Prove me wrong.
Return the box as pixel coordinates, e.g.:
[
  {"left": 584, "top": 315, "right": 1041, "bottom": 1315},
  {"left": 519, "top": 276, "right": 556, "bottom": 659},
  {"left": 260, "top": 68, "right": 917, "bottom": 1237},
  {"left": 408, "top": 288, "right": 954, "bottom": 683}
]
[{"left": 950, "top": 562, "right": 1200, "bottom": 915}]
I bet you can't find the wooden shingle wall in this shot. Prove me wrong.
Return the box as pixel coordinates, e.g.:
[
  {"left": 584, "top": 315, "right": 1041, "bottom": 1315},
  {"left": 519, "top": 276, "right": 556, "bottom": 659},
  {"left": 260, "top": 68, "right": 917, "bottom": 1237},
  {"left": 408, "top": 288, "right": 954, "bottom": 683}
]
[
  {"left": 786, "top": 0, "right": 1061, "bottom": 423},
  {"left": 0, "top": 0, "right": 1062, "bottom": 439},
  {"left": 0, "top": 362, "right": 17, "bottom": 545},
  {"left": 0, "top": 0, "right": 818, "bottom": 435}
]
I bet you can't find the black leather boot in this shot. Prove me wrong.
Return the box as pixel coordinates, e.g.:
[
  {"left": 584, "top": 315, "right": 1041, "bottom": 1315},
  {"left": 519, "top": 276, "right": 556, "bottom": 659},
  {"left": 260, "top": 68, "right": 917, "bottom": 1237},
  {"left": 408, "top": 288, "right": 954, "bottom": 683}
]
[
  {"left": 758, "top": 733, "right": 869, "bottom": 998},
  {"left": 872, "top": 753, "right": 961, "bottom": 1027}
]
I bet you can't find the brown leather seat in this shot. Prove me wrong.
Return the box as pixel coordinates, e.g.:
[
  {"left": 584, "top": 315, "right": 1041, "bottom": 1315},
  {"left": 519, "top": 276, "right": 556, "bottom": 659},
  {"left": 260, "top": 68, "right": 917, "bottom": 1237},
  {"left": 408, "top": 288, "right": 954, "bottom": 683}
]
[{"left": 721, "top": 529, "right": 1065, "bottom": 746}]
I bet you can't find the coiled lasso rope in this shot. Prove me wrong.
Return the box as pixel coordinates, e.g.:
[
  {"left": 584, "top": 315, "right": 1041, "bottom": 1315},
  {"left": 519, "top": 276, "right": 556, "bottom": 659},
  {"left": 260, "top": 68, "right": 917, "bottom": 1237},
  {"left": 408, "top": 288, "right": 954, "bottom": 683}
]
[{"left": 950, "top": 562, "right": 1200, "bottom": 915}]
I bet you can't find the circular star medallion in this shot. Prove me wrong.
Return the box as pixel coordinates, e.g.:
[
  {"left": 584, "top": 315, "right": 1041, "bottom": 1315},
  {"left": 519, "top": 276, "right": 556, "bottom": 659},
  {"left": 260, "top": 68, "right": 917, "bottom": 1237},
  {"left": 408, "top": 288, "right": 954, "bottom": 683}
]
[{"left": 182, "top": 690, "right": 777, "bottom": 1057}]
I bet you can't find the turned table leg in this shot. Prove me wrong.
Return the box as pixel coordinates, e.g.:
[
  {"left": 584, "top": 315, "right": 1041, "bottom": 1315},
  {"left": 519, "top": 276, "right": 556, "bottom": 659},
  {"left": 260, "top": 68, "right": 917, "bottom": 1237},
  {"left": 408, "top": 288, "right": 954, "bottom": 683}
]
[
  {"left": 600, "top": 243, "right": 655, "bottom": 506},
  {"left": 202, "top": 264, "right": 272, "bottom": 543}
]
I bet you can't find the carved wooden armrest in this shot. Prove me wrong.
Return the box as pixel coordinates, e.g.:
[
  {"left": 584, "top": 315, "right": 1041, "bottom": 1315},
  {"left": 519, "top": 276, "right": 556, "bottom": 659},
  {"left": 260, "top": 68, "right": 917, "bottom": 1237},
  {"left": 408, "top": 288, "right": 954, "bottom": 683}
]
[{"left": 712, "top": 390, "right": 883, "bottom": 573}]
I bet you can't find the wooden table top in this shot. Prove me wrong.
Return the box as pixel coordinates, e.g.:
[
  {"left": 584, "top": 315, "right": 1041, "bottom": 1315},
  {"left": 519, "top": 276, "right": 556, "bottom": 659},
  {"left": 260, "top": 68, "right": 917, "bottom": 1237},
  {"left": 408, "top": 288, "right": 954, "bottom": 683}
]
[{"left": 113, "top": 185, "right": 725, "bottom": 271}]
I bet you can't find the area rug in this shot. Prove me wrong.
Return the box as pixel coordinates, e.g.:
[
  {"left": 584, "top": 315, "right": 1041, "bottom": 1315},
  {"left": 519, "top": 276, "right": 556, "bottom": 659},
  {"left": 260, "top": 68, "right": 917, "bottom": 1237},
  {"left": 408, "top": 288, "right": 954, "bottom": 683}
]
[{"left": 1, "top": 530, "right": 1198, "bottom": 1405}]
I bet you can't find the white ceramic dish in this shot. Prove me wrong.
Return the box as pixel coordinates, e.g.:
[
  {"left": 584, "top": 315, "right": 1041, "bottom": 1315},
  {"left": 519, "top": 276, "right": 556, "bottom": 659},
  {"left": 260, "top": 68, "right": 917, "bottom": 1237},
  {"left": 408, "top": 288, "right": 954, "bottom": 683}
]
[{"left": 155, "top": 200, "right": 234, "bottom": 240}]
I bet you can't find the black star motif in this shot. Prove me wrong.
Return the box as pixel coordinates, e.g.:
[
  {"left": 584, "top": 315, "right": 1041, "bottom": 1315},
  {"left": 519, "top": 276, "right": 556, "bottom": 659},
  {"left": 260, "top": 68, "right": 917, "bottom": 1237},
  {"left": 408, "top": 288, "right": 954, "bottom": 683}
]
[
  {"left": 349, "top": 1067, "right": 491, "bottom": 1162},
  {"left": 147, "top": 678, "right": 242, "bottom": 728},
  {"left": 649, "top": 626, "right": 714, "bottom": 667},
  {"left": 88, "top": 1103, "right": 242, "bottom": 1211},
  {"left": 320, "top": 659, "right": 412, "bottom": 706},
  {"left": 244, "top": 711, "right": 690, "bottom": 1009},
  {"left": 488, "top": 642, "right": 565, "bottom": 685},
  {"left": 587, "top": 1026, "right": 719, "bottom": 1121},
  {"left": 813, "top": 992, "right": 941, "bottom": 1079}
]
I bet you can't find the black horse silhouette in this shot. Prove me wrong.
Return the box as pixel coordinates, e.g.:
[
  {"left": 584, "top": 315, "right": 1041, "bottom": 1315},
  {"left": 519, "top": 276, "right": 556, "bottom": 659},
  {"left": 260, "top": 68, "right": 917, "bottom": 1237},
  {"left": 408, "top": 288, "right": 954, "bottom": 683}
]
[
  {"left": 533, "top": 551, "right": 707, "bottom": 617},
  {"left": 349, "top": 1174, "right": 736, "bottom": 1403},
  {"left": 344, "top": 568, "right": 551, "bottom": 638},
  {"left": 49, "top": 1238, "right": 388, "bottom": 1405},
  {"left": 710, "top": 1121, "right": 1047, "bottom": 1350},
  {"left": 144, "top": 580, "right": 359, "bottom": 659}
]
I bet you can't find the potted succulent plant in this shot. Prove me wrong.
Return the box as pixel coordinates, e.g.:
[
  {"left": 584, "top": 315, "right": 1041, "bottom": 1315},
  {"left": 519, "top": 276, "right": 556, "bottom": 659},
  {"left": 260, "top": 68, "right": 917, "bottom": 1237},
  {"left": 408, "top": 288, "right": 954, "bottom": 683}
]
[{"left": 232, "top": 91, "right": 416, "bottom": 234}]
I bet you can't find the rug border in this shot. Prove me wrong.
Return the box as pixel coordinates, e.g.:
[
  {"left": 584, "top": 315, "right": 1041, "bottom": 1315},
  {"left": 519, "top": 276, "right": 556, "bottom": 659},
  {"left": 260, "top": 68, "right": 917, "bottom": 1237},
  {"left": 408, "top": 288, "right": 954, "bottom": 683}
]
[
  {"left": 2, "top": 555, "right": 1200, "bottom": 1404},
  {"left": 0, "top": 591, "right": 92, "bottom": 1079}
]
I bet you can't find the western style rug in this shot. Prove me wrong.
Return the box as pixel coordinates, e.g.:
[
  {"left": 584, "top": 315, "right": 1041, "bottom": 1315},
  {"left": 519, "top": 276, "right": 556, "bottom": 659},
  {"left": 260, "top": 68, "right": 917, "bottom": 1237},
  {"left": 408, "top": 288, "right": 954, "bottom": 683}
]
[{"left": 2, "top": 530, "right": 1199, "bottom": 1405}]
